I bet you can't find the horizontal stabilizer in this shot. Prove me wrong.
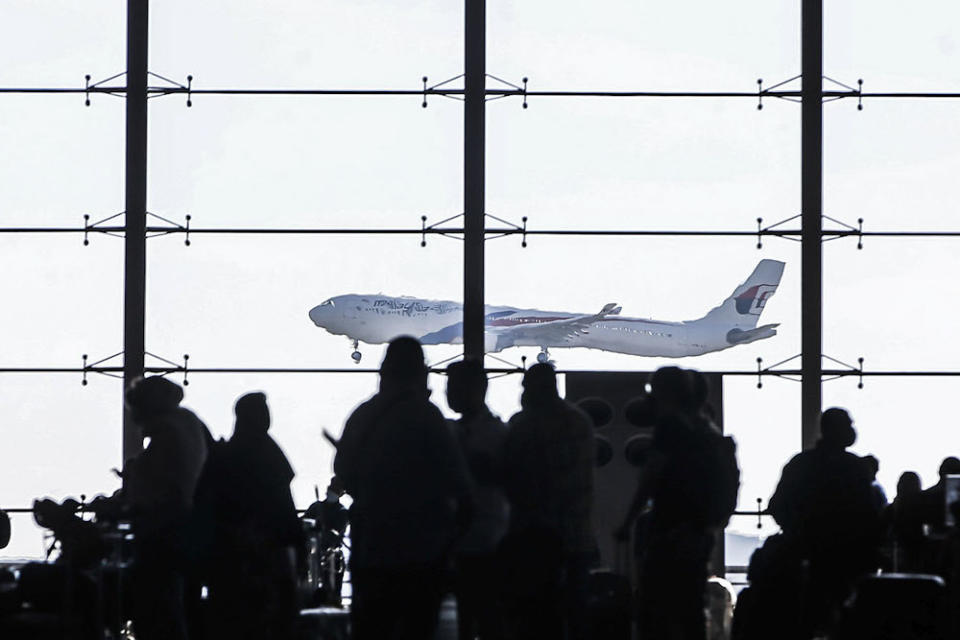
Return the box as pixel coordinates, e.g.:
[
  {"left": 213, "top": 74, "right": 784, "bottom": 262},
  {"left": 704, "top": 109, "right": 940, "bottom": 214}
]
[{"left": 726, "top": 323, "right": 779, "bottom": 345}]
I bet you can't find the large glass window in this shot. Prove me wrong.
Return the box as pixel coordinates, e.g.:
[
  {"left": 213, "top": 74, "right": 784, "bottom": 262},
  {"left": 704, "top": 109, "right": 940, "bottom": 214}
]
[{"left": 4, "top": 0, "right": 959, "bottom": 572}]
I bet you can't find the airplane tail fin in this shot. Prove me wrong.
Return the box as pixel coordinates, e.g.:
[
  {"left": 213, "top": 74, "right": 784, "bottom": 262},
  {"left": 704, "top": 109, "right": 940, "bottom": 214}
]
[{"left": 697, "top": 260, "right": 785, "bottom": 330}]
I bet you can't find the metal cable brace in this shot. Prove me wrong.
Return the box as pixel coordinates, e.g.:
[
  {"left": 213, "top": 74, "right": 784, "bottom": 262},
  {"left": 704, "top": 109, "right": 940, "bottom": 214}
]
[
  {"left": 147, "top": 71, "right": 193, "bottom": 107},
  {"left": 822, "top": 354, "right": 865, "bottom": 388},
  {"left": 755, "top": 215, "right": 864, "bottom": 249},
  {"left": 823, "top": 75, "right": 864, "bottom": 109},
  {"left": 84, "top": 71, "right": 127, "bottom": 105},
  {"left": 81, "top": 352, "right": 124, "bottom": 385},
  {"left": 83, "top": 212, "right": 192, "bottom": 245},
  {"left": 420, "top": 213, "right": 527, "bottom": 247},
  {"left": 145, "top": 352, "right": 191, "bottom": 386},
  {"left": 485, "top": 74, "right": 528, "bottom": 108}
]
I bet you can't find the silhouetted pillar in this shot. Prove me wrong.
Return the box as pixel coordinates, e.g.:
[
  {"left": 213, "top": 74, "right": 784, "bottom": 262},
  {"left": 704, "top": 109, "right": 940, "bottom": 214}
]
[
  {"left": 801, "top": 0, "right": 823, "bottom": 450},
  {"left": 463, "top": 0, "right": 485, "bottom": 361},
  {"left": 123, "top": 0, "right": 148, "bottom": 463}
]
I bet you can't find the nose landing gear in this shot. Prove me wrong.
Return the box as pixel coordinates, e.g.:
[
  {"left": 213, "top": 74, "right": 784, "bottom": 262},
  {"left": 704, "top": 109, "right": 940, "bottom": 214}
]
[
  {"left": 351, "top": 340, "right": 362, "bottom": 364},
  {"left": 536, "top": 348, "right": 551, "bottom": 365}
]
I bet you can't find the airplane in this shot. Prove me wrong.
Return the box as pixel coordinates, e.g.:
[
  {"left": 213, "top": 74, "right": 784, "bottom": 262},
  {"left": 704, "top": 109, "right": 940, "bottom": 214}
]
[{"left": 309, "top": 259, "right": 785, "bottom": 364}]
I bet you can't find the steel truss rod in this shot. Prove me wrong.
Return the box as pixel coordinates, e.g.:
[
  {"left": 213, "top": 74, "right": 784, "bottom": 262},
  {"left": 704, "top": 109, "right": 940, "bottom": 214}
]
[
  {"left": 5, "top": 85, "right": 960, "bottom": 100},
  {"left": 5, "top": 226, "right": 960, "bottom": 238},
  {"left": 3, "top": 366, "right": 960, "bottom": 377}
]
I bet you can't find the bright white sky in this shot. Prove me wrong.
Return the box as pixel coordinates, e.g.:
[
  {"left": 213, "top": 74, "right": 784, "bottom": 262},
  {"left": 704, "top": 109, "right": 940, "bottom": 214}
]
[{"left": 3, "top": 0, "right": 960, "bottom": 559}]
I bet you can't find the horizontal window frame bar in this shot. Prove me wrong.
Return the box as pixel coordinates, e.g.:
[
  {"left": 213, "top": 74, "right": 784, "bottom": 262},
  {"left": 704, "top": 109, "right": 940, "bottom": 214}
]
[
  {"left": 2, "top": 366, "right": 959, "bottom": 376},
  {"left": 2, "top": 86, "right": 960, "bottom": 100},
  {"left": 3, "top": 226, "right": 960, "bottom": 238}
]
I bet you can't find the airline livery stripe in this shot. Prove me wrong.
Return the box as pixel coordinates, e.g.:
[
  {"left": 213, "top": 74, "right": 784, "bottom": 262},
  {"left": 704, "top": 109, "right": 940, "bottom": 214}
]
[{"left": 488, "top": 316, "right": 572, "bottom": 326}]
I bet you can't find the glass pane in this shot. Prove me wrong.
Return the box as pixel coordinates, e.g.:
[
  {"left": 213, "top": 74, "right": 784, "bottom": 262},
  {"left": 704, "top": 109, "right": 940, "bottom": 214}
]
[
  {"left": 147, "top": 98, "right": 461, "bottom": 228},
  {"left": 0, "top": 3, "right": 125, "bottom": 227},
  {"left": 145, "top": 234, "right": 463, "bottom": 365},
  {"left": 0, "top": 2, "right": 124, "bottom": 85},
  {"left": 825, "top": 102, "right": 960, "bottom": 230},
  {"left": 824, "top": 239, "right": 960, "bottom": 370},
  {"left": 0, "top": 97, "right": 125, "bottom": 227},
  {"left": 0, "top": 236, "right": 123, "bottom": 365},
  {"left": 151, "top": 0, "right": 461, "bottom": 87},
  {"left": 826, "top": 1, "right": 960, "bottom": 229},
  {"left": 489, "top": 99, "right": 799, "bottom": 230},
  {"left": 827, "top": 0, "right": 960, "bottom": 92},
  {"left": 490, "top": 1, "right": 799, "bottom": 90}
]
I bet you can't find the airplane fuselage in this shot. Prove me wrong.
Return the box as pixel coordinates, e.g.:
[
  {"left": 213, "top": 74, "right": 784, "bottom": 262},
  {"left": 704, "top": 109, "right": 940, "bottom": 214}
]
[
  {"left": 309, "top": 261, "right": 784, "bottom": 360},
  {"left": 310, "top": 294, "right": 719, "bottom": 358}
]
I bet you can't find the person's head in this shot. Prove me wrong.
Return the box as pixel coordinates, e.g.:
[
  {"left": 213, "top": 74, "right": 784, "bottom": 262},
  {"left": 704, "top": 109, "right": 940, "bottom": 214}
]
[
  {"left": 690, "top": 370, "right": 710, "bottom": 414},
  {"left": 327, "top": 476, "right": 345, "bottom": 499},
  {"left": 649, "top": 366, "right": 695, "bottom": 414},
  {"left": 862, "top": 454, "right": 879, "bottom": 479},
  {"left": 125, "top": 376, "right": 184, "bottom": 434},
  {"left": 380, "top": 336, "right": 427, "bottom": 390},
  {"left": 938, "top": 457, "right": 960, "bottom": 481},
  {"left": 897, "top": 471, "right": 922, "bottom": 498},
  {"left": 521, "top": 363, "right": 559, "bottom": 408},
  {"left": 819, "top": 407, "right": 856, "bottom": 449},
  {"left": 234, "top": 392, "right": 270, "bottom": 437},
  {"left": 446, "top": 359, "right": 487, "bottom": 415}
]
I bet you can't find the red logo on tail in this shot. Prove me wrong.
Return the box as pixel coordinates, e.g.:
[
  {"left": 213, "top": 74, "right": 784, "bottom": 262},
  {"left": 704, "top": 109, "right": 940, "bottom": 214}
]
[{"left": 735, "top": 285, "right": 777, "bottom": 315}]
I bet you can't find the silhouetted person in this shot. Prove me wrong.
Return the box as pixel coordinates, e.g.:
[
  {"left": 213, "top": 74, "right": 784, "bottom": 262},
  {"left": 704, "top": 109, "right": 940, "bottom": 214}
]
[
  {"left": 123, "top": 376, "right": 209, "bottom": 640},
  {"left": 501, "top": 363, "right": 594, "bottom": 640},
  {"left": 862, "top": 454, "right": 888, "bottom": 511},
  {"left": 731, "top": 533, "right": 805, "bottom": 640},
  {"left": 334, "top": 336, "right": 473, "bottom": 640},
  {"left": 921, "top": 456, "right": 960, "bottom": 535},
  {"left": 302, "top": 477, "right": 349, "bottom": 605},
  {"left": 203, "top": 392, "right": 300, "bottom": 640},
  {"left": 885, "top": 471, "right": 925, "bottom": 572},
  {"left": 303, "top": 476, "right": 349, "bottom": 552},
  {"left": 768, "top": 408, "right": 882, "bottom": 638},
  {"left": 617, "top": 367, "right": 736, "bottom": 640},
  {"left": 446, "top": 359, "right": 508, "bottom": 640}
]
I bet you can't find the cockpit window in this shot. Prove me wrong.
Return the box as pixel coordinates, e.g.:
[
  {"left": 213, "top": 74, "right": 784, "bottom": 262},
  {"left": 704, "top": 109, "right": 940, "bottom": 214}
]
[{"left": 321, "top": 299, "right": 335, "bottom": 307}]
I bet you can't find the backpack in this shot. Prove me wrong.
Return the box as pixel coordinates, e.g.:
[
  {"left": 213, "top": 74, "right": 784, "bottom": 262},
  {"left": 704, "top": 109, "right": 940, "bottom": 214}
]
[{"left": 699, "top": 433, "right": 741, "bottom": 528}]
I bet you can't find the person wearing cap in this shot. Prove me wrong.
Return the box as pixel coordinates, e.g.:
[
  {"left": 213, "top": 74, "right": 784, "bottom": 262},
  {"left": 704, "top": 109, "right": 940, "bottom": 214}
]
[
  {"left": 768, "top": 407, "right": 883, "bottom": 638},
  {"left": 334, "top": 336, "right": 474, "bottom": 640},
  {"left": 501, "top": 363, "right": 595, "bottom": 640},
  {"left": 123, "top": 376, "right": 210, "bottom": 519},
  {"left": 122, "top": 375, "right": 210, "bottom": 640}
]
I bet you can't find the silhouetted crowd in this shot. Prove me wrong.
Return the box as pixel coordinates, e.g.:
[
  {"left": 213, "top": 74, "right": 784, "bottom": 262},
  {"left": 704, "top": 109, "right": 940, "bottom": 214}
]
[
  {"left": 734, "top": 409, "right": 960, "bottom": 640},
  {"left": 5, "top": 335, "right": 960, "bottom": 639}
]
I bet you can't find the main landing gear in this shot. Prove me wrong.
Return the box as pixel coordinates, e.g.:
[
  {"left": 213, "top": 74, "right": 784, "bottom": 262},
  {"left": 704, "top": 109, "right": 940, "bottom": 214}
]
[{"left": 351, "top": 340, "right": 362, "bottom": 364}]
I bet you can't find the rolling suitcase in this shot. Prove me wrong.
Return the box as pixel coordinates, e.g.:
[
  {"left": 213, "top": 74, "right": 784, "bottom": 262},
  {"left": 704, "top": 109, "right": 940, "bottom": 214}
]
[{"left": 586, "top": 543, "right": 632, "bottom": 640}]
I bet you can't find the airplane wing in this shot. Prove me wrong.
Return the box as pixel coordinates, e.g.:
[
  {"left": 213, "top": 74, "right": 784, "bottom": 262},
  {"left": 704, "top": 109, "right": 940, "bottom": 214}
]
[{"left": 491, "top": 303, "right": 621, "bottom": 345}]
